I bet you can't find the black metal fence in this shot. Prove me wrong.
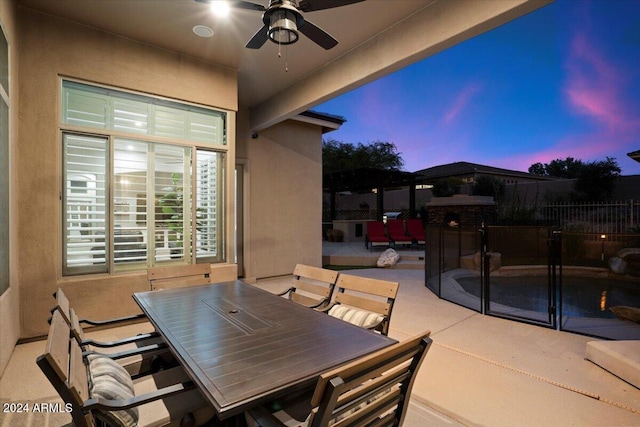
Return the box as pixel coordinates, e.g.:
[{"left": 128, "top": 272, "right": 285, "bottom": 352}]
[{"left": 426, "top": 224, "right": 640, "bottom": 340}]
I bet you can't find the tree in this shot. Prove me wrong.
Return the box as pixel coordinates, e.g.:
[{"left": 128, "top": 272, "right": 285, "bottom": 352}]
[
  {"left": 572, "top": 157, "right": 621, "bottom": 201},
  {"left": 528, "top": 157, "right": 584, "bottom": 178},
  {"left": 472, "top": 175, "right": 505, "bottom": 200},
  {"left": 322, "top": 139, "right": 404, "bottom": 173},
  {"left": 528, "top": 156, "right": 621, "bottom": 202},
  {"left": 432, "top": 178, "right": 464, "bottom": 197}
]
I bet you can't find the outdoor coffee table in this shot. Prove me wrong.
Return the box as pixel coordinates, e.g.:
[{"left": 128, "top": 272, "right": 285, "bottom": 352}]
[{"left": 133, "top": 280, "right": 396, "bottom": 421}]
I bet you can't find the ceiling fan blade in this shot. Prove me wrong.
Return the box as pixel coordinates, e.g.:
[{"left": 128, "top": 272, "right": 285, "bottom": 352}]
[
  {"left": 299, "top": 20, "right": 338, "bottom": 50},
  {"left": 246, "top": 25, "right": 269, "bottom": 49},
  {"left": 194, "top": 0, "right": 266, "bottom": 12},
  {"left": 298, "top": 0, "right": 365, "bottom": 13}
]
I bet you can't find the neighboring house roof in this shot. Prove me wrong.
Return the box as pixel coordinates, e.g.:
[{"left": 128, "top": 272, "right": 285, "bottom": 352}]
[
  {"left": 628, "top": 150, "right": 640, "bottom": 163},
  {"left": 414, "top": 161, "right": 558, "bottom": 182}
]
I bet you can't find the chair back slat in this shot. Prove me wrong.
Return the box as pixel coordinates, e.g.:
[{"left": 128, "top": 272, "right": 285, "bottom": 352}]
[
  {"left": 44, "top": 310, "right": 71, "bottom": 382},
  {"left": 54, "top": 287, "right": 72, "bottom": 325},
  {"left": 336, "top": 274, "right": 398, "bottom": 299},
  {"left": 294, "top": 264, "right": 339, "bottom": 285},
  {"left": 69, "top": 308, "right": 86, "bottom": 342},
  {"left": 147, "top": 263, "right": 212, "bottom": 290},
  {"left": 309, "top": 332, "right": 432, "bottom": 427},
  {"left": 294, "top": 279, "right": 333, "bottom": 299},
  {"left": 69, "top": 338, "right": 90, "bottom": 405},
  {"left": 285, "top": 264, "right": 338, "bottom": 308}
]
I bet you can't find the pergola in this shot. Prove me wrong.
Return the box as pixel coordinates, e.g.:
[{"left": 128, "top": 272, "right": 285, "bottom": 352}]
[{"left": 323, "top": 167, "right": 417, "bottom": 221}]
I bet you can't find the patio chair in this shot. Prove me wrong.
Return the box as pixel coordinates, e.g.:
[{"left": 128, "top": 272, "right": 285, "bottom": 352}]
[
  {"left": 322, "top": 273, "right": 399, "bottom": 335},
  {"left": 51, "top": 288, "right": 170, "bottom": 377},
  {"left": 386, "top": 219, "right": 412, "bottom": 248},
  {"left": 147, "top": 263, "right": 212, "bottom": 290},
  {"left": 365, "top": 221, "right": 390, "bottom": 251},
  {"left": 246, "top": 331, "right": 433, "bottom": 427},
  {"left": 406, "top": 219, "right": 426, "bottom": 246},
  {"left": 277, "top": 264, "right": 339, "bottom": 308},
  {"left": 38, "top": 310, "right": 216, "bottom": 427}
]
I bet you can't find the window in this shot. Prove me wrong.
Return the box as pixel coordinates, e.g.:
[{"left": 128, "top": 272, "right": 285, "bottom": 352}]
[
  {"left": 61, "top": 81, "right": 227, "bottom": 276},
  {"left": 0, "top": 24, "right": 9, "bottom": 295}
]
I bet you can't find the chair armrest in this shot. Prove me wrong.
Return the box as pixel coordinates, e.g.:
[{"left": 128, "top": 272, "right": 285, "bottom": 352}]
[
  {"left": 83, "top": 381, "right": 195, "bottom": 411},
  {"left": 83, "top": 343, "right": 166, "bottom": 360},
  {"left": 316, "top": 302, "right": 336, "bottom": 313},
  {"left": 81, "top": 332, "right": 160, "bottom": 348},
  {"left": 276, "top": 287, "right": 293, "bottom": 297},
  {"left": 79, "top": 313, "right": 147, "bottom": 327},
  {"left": 307, "top": 298, "right": 329, "bottom": 309}
]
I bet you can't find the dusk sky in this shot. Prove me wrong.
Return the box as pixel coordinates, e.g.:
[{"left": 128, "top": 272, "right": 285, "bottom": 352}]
[{"left": 316, "top": 0, "right": 640, "bottom": 175}]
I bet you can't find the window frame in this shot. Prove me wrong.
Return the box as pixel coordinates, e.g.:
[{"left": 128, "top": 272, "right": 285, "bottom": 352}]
[
  {"left": 0, "top": 22, "right": 10, "bottom": 296},
  {"left": 60, "top": 79, "right": 230, "bottom": 276}
]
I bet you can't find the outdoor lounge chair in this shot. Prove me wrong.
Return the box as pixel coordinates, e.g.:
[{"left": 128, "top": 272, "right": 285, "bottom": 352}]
[
  {"left": 386, "top": 219, "right": 412, "bottom": 248},
  {"left": 406, "top": 219, "right": 426, "bottom": 246},
  {"left": 38, "top": 310, "right": 215, "bottom": 427},
  {"left": 365, "top": 221, "right": 390, "bottom": 251},
  {"left": 246, "top": 331, "right": 433, "bottom": 427},
  {"left": 147, "top": 263, "right": 212, "bottom": 290},
  {"left": 277, "top": 264, "right": 339, "bottom": 308},
  {"left": 322, "top": 273, "right": 399, "bottom": 336}
]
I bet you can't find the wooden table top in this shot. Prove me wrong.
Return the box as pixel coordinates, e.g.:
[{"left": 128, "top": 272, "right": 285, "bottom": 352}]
[{"left": 133, "top": 281, "right": 396, "bottom": 420}]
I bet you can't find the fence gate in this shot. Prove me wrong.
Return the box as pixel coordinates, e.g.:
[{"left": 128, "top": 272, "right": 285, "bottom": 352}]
[{"left": 481, "top": 225, "right": 558, "bottom": 328}]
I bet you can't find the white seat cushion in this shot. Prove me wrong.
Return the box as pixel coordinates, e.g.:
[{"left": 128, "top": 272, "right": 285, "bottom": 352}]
[{"left": 328, "top": 305, "right": 384, "bottom": 329}]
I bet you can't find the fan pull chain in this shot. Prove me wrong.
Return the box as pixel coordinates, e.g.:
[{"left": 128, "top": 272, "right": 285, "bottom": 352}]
[{"left": 277, "top": 41, "right": 289, "bottom": 72}]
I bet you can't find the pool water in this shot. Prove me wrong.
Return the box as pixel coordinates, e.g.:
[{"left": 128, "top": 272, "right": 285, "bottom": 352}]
[{"left": 456, "top": 275, "right": 640, "bottom": 319}]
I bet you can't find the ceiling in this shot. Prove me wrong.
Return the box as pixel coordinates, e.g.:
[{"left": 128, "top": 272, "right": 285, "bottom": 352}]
[
  {"left": 16, "top": 0, "right": 434, "bottom": 108},
  {"left": 16, "top": 0, "right": 551, "bottom": 131}
]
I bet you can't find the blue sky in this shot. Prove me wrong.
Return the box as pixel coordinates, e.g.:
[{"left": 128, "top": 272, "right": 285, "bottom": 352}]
[{"left": 316, "top": 0, "right": 640, "bottom": 175}]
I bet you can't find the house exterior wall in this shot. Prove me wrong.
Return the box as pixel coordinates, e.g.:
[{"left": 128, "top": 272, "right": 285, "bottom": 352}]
[
  {"left": 0, "top": 0, "right": 20, "bottom": 377},
  {"left": 237, "top": 113, "right": 323, "bottom": 279},
  {"left": 15, "top": 7, "right": 238, "bottom": 339}
]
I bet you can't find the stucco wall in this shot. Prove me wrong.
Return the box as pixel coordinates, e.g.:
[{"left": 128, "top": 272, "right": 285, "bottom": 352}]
[
  {"left": 239, "top": 116, "right": 323, "bottom": 279},
  {"left": 16, "top": 7, "right": 237, "bottom": 338},
  {"left": 0, "top": 0, "right": 19, "bottom": 377}
]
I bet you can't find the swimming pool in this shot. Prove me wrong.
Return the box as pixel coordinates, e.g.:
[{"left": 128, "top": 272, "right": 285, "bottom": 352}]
[{"left": 456, "top": 274, "right": 640, "bottom": 319}]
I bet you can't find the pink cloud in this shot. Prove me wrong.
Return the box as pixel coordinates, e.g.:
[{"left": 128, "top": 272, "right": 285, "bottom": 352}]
[
  {"left": 442, "top": 83, "right": 482, "bottom": 125},
  {"left": 564, "top": 32, "right": 639, "bottom": 132}
]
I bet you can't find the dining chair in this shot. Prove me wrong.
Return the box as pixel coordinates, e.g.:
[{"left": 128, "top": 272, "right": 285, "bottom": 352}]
[
  {"left": 38, "top": 310, "right": 216, "bottom": 427},
  {"left": 322, "top": 273, "right": 399, "bottom": 335},
  {"left": 246, "top": 331, "right": 433, "bottom": 427},
  {"left": 51, "top": 288, "right": 170, "bottom": 377},
  {"left": 277, "top": 264, "right": 339, "bottom": 308},
  {"left": 147, "top": 263, "right": 212, "bottom": 290}
]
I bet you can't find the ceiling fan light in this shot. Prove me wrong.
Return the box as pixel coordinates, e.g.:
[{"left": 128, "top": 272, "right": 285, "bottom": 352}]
[{"left": 268, "top": 10, "right": 298, "bottom": 45}]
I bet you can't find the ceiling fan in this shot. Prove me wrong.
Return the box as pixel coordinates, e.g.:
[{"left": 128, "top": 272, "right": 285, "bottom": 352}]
[{"left": 196, "top": 0, "right": 365, "bottom": 50}]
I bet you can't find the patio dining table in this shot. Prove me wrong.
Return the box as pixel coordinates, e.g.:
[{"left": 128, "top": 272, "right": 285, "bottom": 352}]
[{"left": 133, "top": 280, "right": 397, "bottom": 421}]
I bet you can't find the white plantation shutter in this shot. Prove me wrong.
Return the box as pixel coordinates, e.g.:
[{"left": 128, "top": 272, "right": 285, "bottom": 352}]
[
  {"left": 63, "top": 134, "right": 109, "bottom": 275},
  {"left": 62, "top": 81, "right": 226, "bottom": 146},
  {"left": 61, "top": 81, "right": 226, "bottom": 275}
]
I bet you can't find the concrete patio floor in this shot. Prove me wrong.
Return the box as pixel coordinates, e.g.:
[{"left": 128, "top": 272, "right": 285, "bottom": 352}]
[{"left": 1, "top": 242, "right": 639, "bottom": 426}]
